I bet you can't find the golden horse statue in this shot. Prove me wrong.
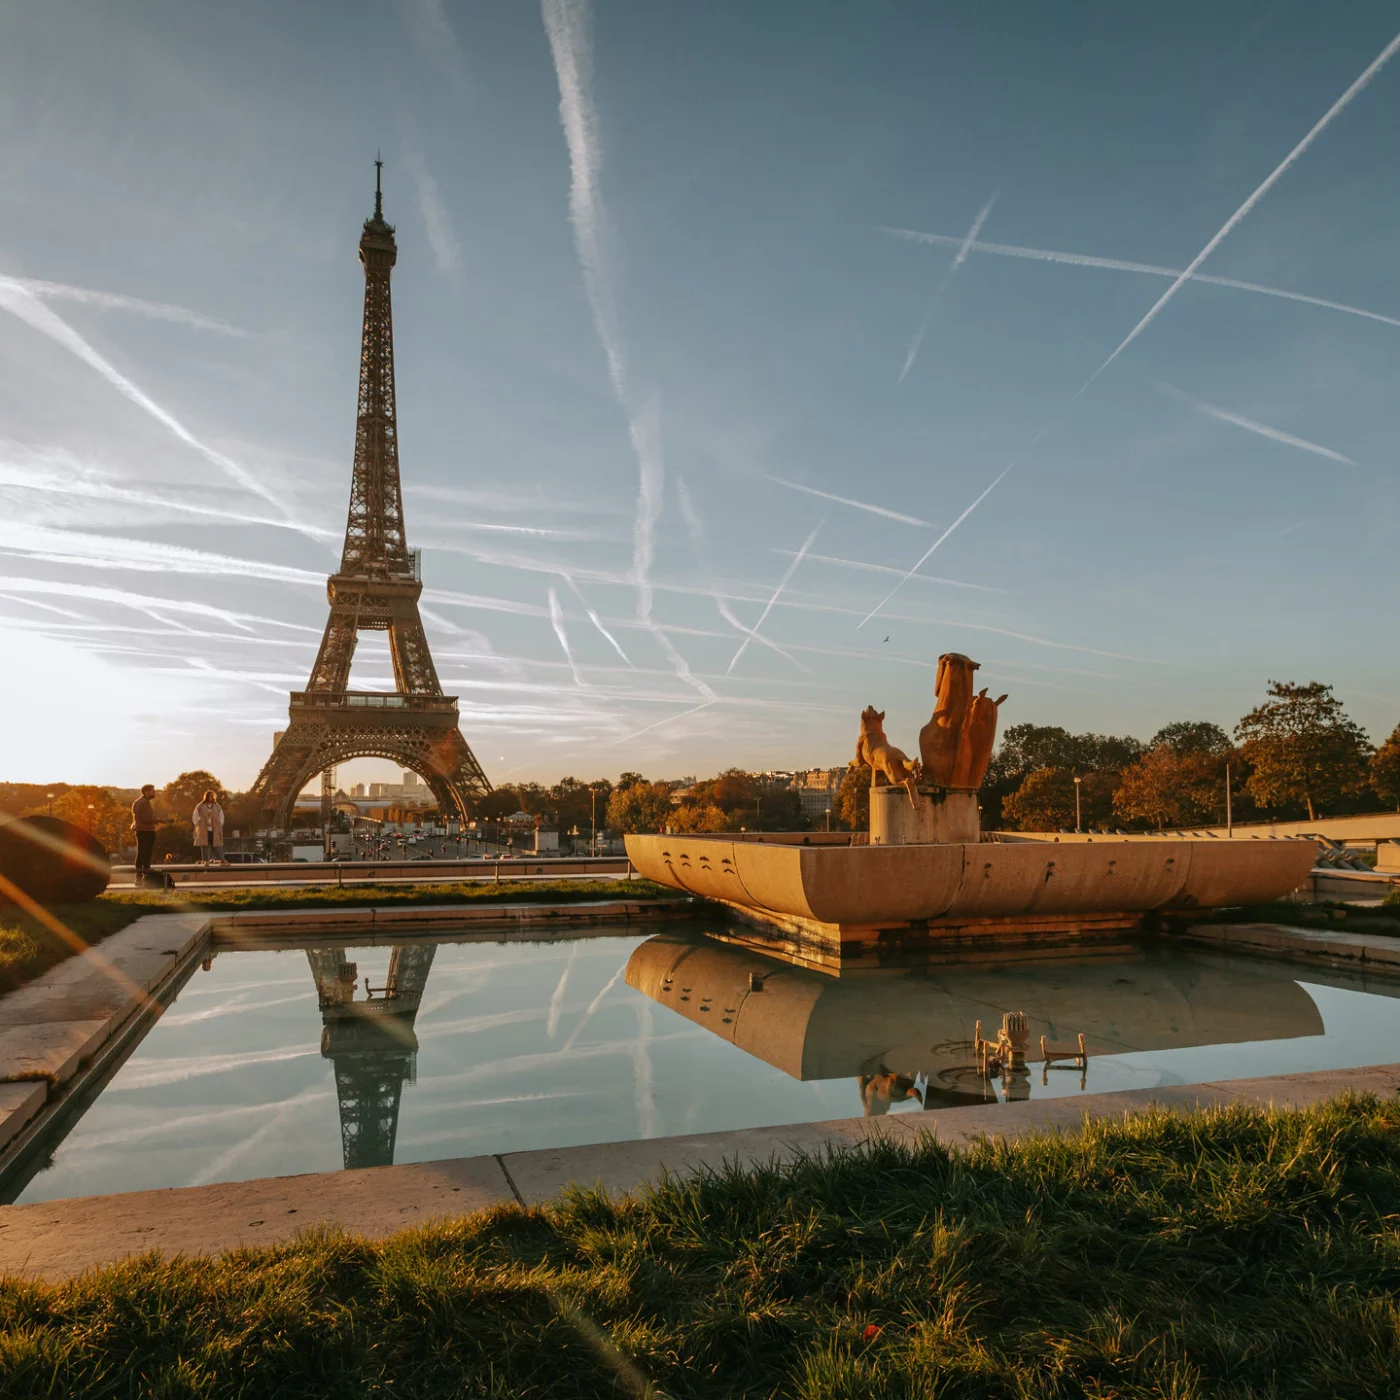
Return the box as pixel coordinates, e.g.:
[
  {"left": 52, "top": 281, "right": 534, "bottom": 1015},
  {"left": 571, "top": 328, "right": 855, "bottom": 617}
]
[
  {"left": 853, "top": 706, "right": 920, "bottom": 806},
  {"left": 920, "top": 653, "right": 1007, "bottom": 789}
]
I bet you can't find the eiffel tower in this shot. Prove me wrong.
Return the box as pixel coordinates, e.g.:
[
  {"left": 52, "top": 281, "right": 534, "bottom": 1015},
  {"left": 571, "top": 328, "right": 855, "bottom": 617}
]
[
  {"left": 306, "top": 944, "right": 437, "bottom": 1169},
  {"left": 249, "top": 162, "right": 491, "bottom": 827}
]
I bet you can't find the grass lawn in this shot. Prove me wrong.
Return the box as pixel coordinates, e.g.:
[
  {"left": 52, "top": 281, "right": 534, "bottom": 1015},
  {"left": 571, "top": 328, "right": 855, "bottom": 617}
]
[
  {"left": 0, "top": 879, "right": 678, "bottom": 996},
  {"left": 2, "top": 1095, "right": 1398, "bottom": 1397}
]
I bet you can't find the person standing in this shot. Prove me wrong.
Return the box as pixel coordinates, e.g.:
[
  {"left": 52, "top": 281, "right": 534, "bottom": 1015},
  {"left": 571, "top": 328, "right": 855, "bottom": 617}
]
[
  {"left": 192, "top": 790, "right": 225, "bottom": 864},
  {"left": 131, "top": 784, "right": 158, "bottom": 885}
]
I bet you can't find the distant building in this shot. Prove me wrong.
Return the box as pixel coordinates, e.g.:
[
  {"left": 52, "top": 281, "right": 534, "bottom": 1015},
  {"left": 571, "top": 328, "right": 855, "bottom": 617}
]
[{"left": 789, "top": 766, "right": 846, "bottom": 820}]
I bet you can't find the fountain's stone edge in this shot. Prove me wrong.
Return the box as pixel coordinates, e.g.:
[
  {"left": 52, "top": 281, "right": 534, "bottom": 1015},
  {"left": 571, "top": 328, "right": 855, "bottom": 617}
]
[{"left": 623, "top": 834, "right": 1319, "bottom": 934}]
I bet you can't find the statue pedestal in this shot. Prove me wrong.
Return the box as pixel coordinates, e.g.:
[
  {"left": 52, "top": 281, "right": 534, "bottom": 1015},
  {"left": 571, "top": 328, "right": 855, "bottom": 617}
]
[{"left": 869, "top": 786, "right": 979, "bottom": 845}]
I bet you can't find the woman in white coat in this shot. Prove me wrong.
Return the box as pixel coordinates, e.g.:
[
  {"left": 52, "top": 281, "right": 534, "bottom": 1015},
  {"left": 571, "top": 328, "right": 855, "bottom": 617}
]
[{"left": 192, "top": 790, "right": 225, "bottom": 864}]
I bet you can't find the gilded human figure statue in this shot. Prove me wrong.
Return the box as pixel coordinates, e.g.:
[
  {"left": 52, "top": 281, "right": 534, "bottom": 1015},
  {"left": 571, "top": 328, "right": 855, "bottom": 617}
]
[{"left": 920, "top": 653, "right": 1007, "bottom": 789}]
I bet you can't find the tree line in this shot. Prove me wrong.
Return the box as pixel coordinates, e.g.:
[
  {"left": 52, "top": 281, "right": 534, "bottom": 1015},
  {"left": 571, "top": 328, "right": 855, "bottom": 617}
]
[{"left": 971, "top": 680, "right": 1397, "bottom": 832}]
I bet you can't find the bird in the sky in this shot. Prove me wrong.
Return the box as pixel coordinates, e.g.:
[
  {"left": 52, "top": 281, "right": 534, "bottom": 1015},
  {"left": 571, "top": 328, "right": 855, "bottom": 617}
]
[{"left": 882, "top": 635, "right": 889, "bottom": 643}]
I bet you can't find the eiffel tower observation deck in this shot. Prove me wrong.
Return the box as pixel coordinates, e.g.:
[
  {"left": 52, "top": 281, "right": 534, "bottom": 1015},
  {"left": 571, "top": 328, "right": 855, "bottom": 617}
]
[{"left": 248, "top": 162, "right": 491, "bottom": 828}]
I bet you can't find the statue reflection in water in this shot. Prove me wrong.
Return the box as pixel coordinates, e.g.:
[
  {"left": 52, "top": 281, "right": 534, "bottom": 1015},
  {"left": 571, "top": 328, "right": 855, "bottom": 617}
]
[{"left": 625, "top": 930, "right": 1328, "bottom": 1118}]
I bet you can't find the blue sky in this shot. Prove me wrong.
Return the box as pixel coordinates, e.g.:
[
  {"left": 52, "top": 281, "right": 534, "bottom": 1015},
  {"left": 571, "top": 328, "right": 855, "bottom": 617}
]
[{"left": 1, "top": 0, "right": 1397, "bottom": 790}]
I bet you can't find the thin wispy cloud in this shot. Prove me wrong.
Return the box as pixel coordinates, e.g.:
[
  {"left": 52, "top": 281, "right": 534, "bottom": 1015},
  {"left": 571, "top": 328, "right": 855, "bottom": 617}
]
[
  {"left": 883, "top": 230, "right": 1400, "bottom": 333},
  {"left": 899, "top": 189, "right": 998, "bottom": 384},
  {"left": 602, "top": 699, "right": 717, "bottom": 749},
  {"left": 1153, "top": 378, "right": 1356, "bottom": 465},
  {"left": 0, "top": 576, "right": 319, "bottom": 633},
  {"left": 0, "top": 279, "right": 300, "bottom": 526},
  {"left": 675, "top": 474, "right": 809, "bottom": 674},
  {"left": 560, "top": 572, "right": 633, "bottom": 665},
  {"left": 864, "top": 28, "right": 1400, "bottom": 626},
  {"left": 2, "top": 276, "right": 247, "bottom": 336},
  {"left": 405, "top": 146, "right": 461, "bottom": 274},
  {"left": 547, "top": 585, "right": 586, "bottom": 686},
  {"left": 778, "top": 549, "right": 1006, "bottom": 593},
  {"left": 763, "top": 474, "right": 929, "bottom": 526},
  {"left": 397, "top": 0, "right": 467, "bottom": 85},
  {"left": 0, "top": 524, "right": 323, "bottom": 588},
  {"left": 728, "top": 521, "right": 822, "bottom": 674},
  {"left": 541, "top": 0, "right": 704, "bottom": 700},
  {"left": 0, "top": 453, "right": 337, "bottom": 539},
  {"left": 857, "top": 470, "right": 1009, "bottom": 626}
]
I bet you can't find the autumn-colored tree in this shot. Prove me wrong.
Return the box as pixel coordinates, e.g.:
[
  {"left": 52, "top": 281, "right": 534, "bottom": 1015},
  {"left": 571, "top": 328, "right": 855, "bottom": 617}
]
[
  {"left": 670, "top": 803, "right": 733, "bottom": 834},
  {"left": 1114, "top": 747, "right": 1227, "bottom": 830},
  {"left": 26, "top": 786, "right": 129, "bottom": 852},
  {"left": 606, "top": 780, "right": 675, "bottom": 834},
  {"left": 161, "top": 771, "right": 228, "bottom": 821},
  {"left": 1001, "top": 769, "right": 1077, "bottom": 831},
  {"left": 835, "top": 763, "right": 870, "bottom": 831},
  {"left": 674, "top": 769, "right": 805, "bottom": 831},
  {"left": 1235, "top": 681, "right": 1372, "bottom": 821},
  {"left": 473, "top": 788, "right": 520, "bottom": 820},
  {"left": 1372, "top": 723, "right": 1400, "bottom": 809}
]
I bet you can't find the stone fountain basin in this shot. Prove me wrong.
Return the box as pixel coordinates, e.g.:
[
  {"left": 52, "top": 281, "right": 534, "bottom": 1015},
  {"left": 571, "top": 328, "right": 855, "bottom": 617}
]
[{"left": 624, "top": 834, "right": 1319, "bottom": 928}]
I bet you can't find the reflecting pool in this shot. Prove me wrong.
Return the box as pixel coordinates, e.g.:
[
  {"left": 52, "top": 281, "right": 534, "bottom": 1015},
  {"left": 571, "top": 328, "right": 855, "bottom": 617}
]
[{"left": 12, "top": 921, "right": 1400, "bottom": 1203}]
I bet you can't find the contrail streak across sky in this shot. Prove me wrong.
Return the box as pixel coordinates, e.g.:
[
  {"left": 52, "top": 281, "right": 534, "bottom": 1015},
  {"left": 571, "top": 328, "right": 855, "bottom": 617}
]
[
  {"left": 1152, "top": 377, "right": 1356, "bottom": 465},
  {"left": 763, "top": 474, "right": 929, "bottom": 526},
  {"left": 863, "top": 28, "right": 1400, "bottom": 626},
  {"left": 899, "top": 189, "right": 998, "bottom": 384},
  {"left": 882, "top": 228, "right": 1400, "bottom": 333},
  {"left": 728, "top": 521, "right": 822, "bottom": 673}
]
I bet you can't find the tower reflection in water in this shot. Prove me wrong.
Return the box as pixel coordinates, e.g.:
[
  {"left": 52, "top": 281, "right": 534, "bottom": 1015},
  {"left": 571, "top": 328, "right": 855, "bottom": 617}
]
[
  {"left": 307, "top": 944, "right": 437, "bottom": 1168},
  {"left": 624, "top": 932, "right": 1326, "bottom": 1114}
]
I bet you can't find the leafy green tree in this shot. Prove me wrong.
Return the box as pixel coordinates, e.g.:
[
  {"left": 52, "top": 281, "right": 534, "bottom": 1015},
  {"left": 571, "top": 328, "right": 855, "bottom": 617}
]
[
  {"left": 606, "top": 781, "right": 675, "bottom": 834},
  {"left": 985, "top": 725, "right": 1144, "bottom": 830},
  {"left": 1371, "top": 724, "right": 1400, "bottom": 809},
  {"left": 1149, "top": 721, "right": 1231, "bottom": 756},
  {"left": 1235, "top": 681, "right": 1372, "bottom": 821},
  {"left": 1001, "top": 768, "right": 1120, "bottom": 832}
]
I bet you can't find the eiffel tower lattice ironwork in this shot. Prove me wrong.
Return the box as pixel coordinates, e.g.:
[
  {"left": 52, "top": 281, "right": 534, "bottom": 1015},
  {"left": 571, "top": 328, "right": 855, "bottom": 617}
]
[
  {"left": 307, "top": 944, "right": 437, "bottom": 1169},
  {"left": 248, "top": 162, "right": 490, "bottom": 827}
]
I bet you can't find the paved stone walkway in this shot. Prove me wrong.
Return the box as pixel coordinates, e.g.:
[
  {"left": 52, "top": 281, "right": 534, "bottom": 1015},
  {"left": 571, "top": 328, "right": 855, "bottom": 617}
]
[{"left": 3, "top": 1062, "right": 1397, "bottom": 1281}]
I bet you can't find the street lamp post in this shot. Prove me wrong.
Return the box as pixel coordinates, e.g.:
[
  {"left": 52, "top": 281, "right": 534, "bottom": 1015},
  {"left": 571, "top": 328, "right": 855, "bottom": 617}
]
[
  {"left": 1073, "top": 776, "right": 1082, "bottom": 834},
  {"left": 1225, "top": 761, "right": 1233, "bottom": 837},
  {"left": 590, "top": 786, "right": 598, "bottom": 858}
]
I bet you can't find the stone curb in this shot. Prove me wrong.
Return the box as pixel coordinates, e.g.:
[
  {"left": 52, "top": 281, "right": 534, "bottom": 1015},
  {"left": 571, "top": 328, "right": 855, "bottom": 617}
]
[
  {"left": 3, "top": 1062, "right": 1399, "bottom": 1280},
  {"left": 1182, "top": 921, "right": 1400, "bottom": 970}
]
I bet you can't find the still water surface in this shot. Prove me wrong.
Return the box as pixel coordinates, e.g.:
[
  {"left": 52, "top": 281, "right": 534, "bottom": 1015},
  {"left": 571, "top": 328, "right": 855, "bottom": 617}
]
[{"left": 15, "top": 922, "right": 1400, "bottom": 1203}]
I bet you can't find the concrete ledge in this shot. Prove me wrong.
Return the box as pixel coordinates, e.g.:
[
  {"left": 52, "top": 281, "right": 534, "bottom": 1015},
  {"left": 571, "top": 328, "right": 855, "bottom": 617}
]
[
  {"left": 0, "top": 1155, "right": 514, "bottom": 1280},
  {"left": 0, "top": 1084, "right": 46, "bottom": 1154},
  {"left": 4, "top": 1062, "right": 1397, "bottom": 1281},
  {"left": 1183, "top": 921, "right": 1400, "bottom": 972}
]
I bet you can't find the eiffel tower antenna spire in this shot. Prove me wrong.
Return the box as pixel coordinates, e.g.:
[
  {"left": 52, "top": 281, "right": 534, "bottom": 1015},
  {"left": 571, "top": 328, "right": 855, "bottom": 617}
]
[{"left": 248, "top": 171, "right": 492, "bottom": 830}]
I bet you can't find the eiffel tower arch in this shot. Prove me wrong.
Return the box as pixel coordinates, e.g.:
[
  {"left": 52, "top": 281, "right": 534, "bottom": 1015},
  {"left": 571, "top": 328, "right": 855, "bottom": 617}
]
[{"left": 248, "top": 162, "right": 491, "bottom": 828}]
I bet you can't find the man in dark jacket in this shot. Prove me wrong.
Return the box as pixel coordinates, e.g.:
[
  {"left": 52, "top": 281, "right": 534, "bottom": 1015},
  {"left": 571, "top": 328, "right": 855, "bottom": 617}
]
[{"left": 131, "top": 785, "right": 157, "bottom": 884}]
